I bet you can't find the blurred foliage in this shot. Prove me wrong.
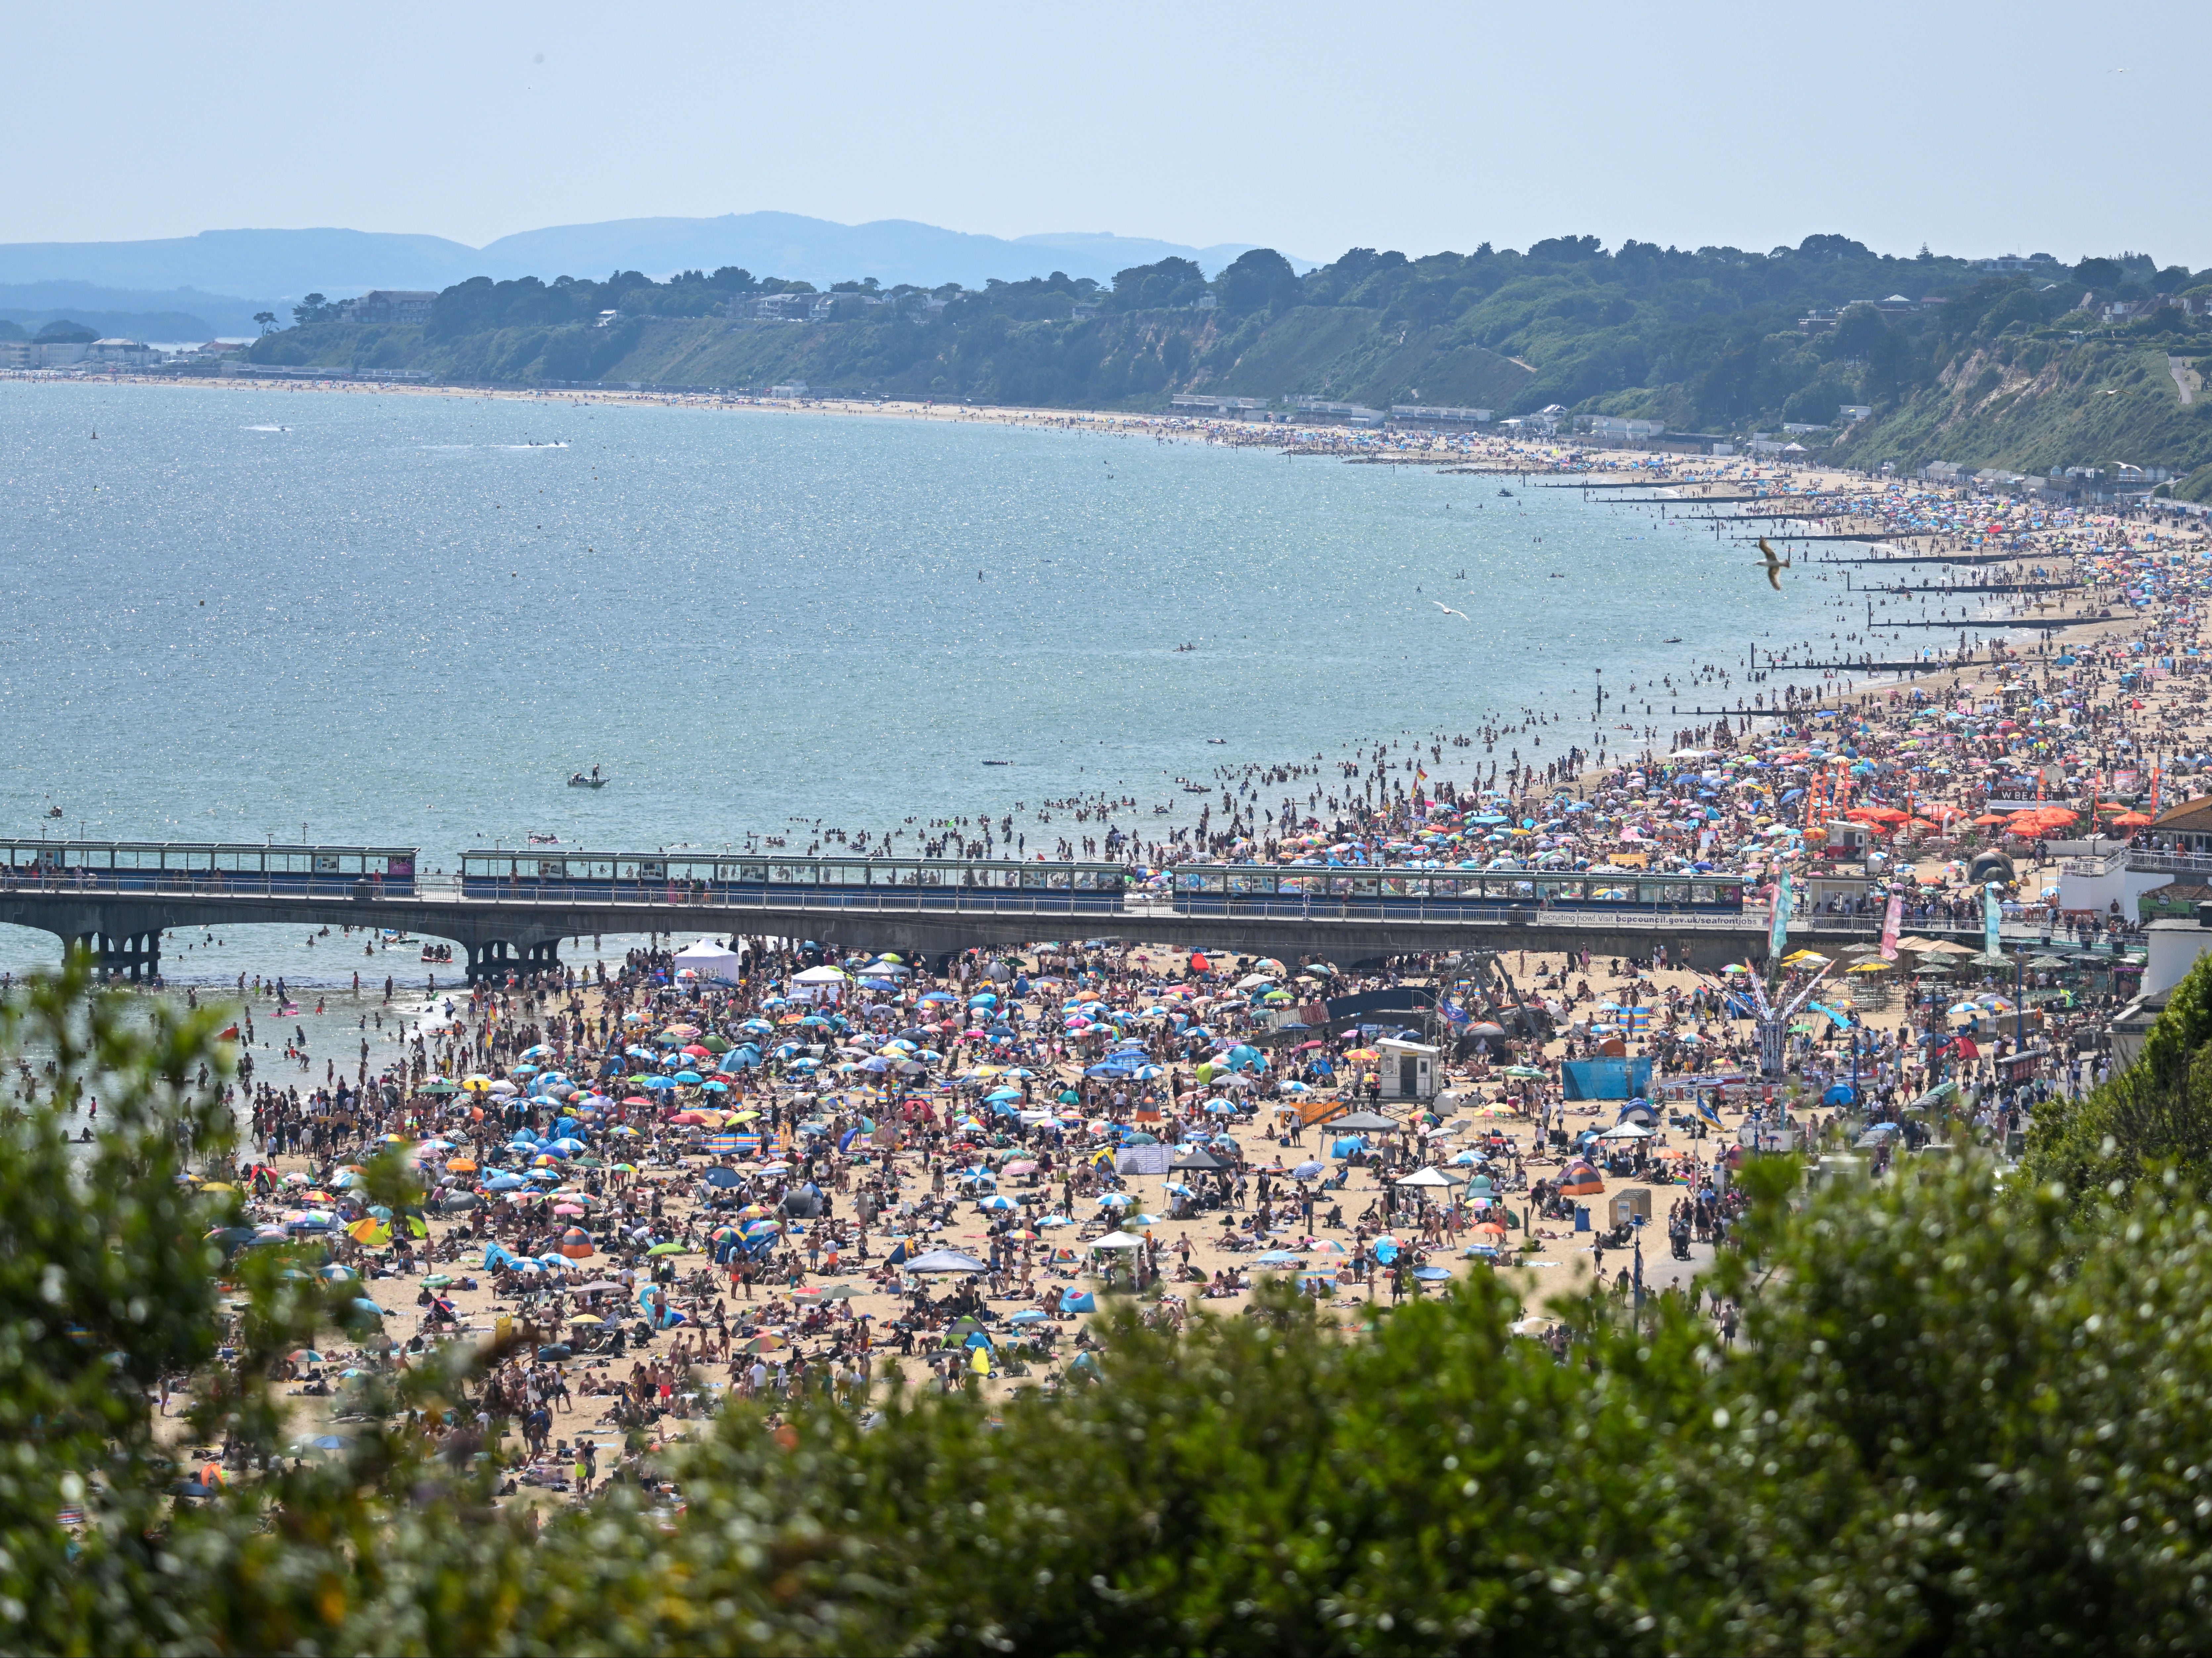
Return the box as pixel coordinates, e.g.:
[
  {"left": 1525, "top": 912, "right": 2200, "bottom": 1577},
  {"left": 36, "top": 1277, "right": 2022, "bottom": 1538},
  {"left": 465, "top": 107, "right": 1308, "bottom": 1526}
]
[{"left": 14, "top": 951, "right": 2212, "bottom": 1654}]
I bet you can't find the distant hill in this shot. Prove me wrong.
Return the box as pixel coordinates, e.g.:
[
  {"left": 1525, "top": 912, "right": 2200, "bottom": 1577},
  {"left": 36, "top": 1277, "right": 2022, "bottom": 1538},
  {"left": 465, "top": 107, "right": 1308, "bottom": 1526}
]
[
  {"left": 238, "top": 236, "right": 2212, "bottom": 479},
  {"left": 0, "top": 280, "right": 277, "bottom": 340},
  {"left": 0, "top": 229, "right": 482, "bottom": 302},
  {"left": 474, "top": 213, "right": 1301, "bottom": 293},
  {"left": 0, "top": 214, "right": 1303, "bottom": 301}
]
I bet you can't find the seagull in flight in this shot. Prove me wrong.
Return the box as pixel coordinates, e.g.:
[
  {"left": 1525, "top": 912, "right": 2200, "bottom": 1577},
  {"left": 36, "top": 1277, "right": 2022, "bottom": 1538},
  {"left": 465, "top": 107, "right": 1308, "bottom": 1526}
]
[
  {"left": 1432, "top": 600, "right": 1469, "bottom": 619},
  {"left": 1758, "top": 536, "right": 1792, "bottom": 591}
]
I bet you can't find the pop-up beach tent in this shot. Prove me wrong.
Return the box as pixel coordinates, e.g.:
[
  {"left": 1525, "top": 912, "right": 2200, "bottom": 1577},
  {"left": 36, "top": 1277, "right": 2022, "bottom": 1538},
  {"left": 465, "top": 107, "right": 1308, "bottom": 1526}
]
[{"left": 673, "top": 939, "right": 745, "bottom": 984}]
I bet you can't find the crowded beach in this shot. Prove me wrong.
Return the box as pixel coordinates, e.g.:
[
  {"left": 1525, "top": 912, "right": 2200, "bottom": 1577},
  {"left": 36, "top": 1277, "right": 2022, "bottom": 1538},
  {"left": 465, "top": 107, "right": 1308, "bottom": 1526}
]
[{"left": 19, "top": 377, "right": 2206, "bottom": 1510}]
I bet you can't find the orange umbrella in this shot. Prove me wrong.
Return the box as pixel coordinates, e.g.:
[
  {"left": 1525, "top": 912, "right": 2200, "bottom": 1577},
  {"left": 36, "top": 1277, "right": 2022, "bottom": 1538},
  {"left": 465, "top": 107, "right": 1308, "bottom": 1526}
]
[
  {"left": 1971, "top": 813, "right": 2009, "bottom": 826},
  {"left": 2110, "top": 812, "right": 2153, "bottom": 827},
  {"left": 1847, "top": 806, "right": 1909, "bottom": 824}
]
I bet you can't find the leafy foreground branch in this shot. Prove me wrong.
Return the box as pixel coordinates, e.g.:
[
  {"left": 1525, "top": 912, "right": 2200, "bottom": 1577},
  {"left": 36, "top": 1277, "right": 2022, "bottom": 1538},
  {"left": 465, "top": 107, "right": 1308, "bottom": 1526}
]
[{"left": 8, "top": 953, "right": 2212, "bottom": 1656}]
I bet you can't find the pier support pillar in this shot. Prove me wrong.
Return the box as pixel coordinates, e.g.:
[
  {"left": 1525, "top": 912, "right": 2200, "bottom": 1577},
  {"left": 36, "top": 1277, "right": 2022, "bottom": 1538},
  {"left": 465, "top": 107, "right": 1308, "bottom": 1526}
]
[
  {"left": 69, "top": 929, "right": 161, "bottom": 984},
  {"left": 463, "top": 937, "right": 562, "bottom": 985},
  {"left": 465, "top": 940, "right": 515, "bottom": 985}
]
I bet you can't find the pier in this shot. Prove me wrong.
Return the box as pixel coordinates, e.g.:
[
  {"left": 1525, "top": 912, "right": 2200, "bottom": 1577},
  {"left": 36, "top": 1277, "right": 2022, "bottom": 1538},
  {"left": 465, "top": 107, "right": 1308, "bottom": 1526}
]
[{"left": 0, "top": 840, "right": 1928, "bottom": 981}]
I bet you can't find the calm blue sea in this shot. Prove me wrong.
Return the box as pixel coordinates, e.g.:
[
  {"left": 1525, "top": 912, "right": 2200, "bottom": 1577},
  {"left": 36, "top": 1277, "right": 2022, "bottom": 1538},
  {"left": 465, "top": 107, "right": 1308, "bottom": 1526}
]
[{"left": 0, "top": 380, "right": 1846, "bottom": 999}]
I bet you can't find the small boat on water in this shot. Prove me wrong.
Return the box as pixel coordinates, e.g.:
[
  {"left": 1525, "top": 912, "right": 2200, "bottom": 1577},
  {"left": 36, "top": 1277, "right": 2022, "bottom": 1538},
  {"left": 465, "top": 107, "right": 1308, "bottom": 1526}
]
[
  {"left": 981, "top": 760, "right": 1011, "bottom": 766},
  {"left": 567, "top": 765, "right": 608, "bottom": 789}
]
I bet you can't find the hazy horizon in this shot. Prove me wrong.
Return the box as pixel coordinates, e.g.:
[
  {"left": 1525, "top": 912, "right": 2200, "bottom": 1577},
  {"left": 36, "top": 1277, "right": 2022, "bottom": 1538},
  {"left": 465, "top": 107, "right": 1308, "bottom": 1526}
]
[{"left": 4, "top": 0, "right": 2207, "bottom": 272}]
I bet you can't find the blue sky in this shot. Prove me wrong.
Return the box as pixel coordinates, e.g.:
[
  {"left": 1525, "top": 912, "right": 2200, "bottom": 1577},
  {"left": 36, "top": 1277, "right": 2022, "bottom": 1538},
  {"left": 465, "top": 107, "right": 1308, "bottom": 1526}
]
[{"left": 9, "top": 0, "right": 2207, "bottom": 270}]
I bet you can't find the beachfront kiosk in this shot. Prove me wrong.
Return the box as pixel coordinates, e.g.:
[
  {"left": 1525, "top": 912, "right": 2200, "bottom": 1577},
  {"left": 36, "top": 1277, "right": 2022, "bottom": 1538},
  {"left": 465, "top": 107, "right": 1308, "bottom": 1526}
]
[{"left": 1377, "top": 1037, "right": 1440, "bottom": 1103}]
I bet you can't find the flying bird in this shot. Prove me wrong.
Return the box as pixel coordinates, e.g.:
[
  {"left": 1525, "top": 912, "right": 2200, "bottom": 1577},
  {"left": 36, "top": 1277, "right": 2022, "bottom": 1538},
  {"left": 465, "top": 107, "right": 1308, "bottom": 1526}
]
[
  {"left": 1432, "top": 601, "right": 1469, "bottom": 620},
  {"left": 1758, "top": 536, "right": 1792, "bottom": 591}
]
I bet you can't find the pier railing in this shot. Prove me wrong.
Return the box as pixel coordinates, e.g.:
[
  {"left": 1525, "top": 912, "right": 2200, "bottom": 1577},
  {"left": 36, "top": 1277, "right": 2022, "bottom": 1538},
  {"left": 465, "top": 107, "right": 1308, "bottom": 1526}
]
[
  {"left": 2121, "top": 849, "right": 2212, "bottom": 877},
  {"left": 0, "top": 868, "right": 403, "bottom": 900},
  {"left": 0, "top": 866, "right": 2068, "bottom": 945}
]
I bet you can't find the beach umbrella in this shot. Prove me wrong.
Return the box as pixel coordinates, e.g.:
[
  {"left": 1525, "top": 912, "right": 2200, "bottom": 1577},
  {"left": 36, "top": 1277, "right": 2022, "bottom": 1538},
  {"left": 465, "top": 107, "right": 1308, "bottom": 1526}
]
[{"left": 905, "top": 1248, "right": 989, "bottom": 1274}]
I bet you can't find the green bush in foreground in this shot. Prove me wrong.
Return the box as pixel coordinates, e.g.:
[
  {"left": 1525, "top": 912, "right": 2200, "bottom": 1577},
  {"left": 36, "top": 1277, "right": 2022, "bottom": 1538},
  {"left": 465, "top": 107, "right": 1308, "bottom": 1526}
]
[
  {"left": 2025, "top": 950, "right": 2212, "bottom": 1213},
  {"left": 11, "top": 953, "right": 2212, "bottom": 1655}
]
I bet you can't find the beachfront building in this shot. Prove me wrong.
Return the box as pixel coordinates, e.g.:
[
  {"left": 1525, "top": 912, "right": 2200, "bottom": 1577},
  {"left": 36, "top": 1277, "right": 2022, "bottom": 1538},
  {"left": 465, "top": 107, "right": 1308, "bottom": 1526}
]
[
  {"left": 1390, "top": 404, "right": 1493, "bottom": 428},
  {"left": 2152, "top": 797, "right": 2212, "bottom": 855},
  {"left": 1577, "top": 415, "right": 1665, "bottom": 440},
  {"left": 86, "top": 339, "right": 155, "bottom": 367},
  {"left": 1291, "top": 397, "right": 1385, "bottom": 427},
  {"left": 1171, "top": 394, "right": 1272, "bottom": 419}
]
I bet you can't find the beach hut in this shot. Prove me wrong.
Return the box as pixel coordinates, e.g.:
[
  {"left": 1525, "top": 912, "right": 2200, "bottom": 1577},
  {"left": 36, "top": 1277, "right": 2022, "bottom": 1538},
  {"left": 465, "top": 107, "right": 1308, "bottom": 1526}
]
[{"left": 1376, "top": 1038, "right": 1440, "bottom": 1102}]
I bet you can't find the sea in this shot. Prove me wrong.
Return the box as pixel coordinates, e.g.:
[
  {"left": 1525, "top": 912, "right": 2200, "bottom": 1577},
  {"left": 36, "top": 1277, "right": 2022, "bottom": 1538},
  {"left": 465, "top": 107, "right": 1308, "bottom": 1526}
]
[{"left": 0, "top": 378, "right": 1852, "bottom": 1051}]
